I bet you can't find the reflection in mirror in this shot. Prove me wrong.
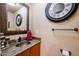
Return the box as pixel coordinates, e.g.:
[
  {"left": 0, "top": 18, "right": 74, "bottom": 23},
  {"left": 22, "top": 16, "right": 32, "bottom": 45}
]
[{"left": 6, "top": 3, "right": 28, "bottom": 31}]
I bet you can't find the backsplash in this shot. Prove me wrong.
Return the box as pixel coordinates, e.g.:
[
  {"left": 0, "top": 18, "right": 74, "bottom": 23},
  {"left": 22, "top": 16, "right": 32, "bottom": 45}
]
[{"left": 5, "top": 34, "right": 27, "bottom": 40}]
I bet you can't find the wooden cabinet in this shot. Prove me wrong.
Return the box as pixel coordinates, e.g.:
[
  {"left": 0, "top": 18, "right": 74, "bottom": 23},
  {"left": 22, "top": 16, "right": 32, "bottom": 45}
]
[
  {"left": 17, "top": 48, "right": 30, "bottom": 56},
  {"left": 17, "top": 42, "right": 40, "bottom": 56},
  {"left": 30, "top": 43, "right": 40, "bottom": 56}
]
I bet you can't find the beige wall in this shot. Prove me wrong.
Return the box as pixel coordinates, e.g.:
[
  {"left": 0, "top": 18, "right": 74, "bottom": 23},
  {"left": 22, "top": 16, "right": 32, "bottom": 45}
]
[{"left": 29, "top": 3, "right": 79, "bottom": 56}]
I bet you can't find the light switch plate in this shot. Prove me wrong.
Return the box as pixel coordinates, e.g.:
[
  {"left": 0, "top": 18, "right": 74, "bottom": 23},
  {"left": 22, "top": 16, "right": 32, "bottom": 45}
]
[{"left": 35, "top": 30, "right": 39, "bottom": 34}]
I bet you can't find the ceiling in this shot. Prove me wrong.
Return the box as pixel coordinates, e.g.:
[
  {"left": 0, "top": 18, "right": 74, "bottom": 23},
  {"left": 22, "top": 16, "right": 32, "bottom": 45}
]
[{"left": 6, "top": 3, "right": 23, "bottom": 13}]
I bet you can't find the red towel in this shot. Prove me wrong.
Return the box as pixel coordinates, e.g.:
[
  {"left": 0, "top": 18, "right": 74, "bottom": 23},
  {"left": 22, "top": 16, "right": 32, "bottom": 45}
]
[{"left": 27, "top": 30, "right": 32, "bottom": 41}]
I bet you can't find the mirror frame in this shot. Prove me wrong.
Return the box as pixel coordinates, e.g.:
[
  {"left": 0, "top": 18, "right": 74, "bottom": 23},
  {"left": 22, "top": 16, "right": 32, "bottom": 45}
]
[{"left": 4, "top": 3, "right": 29, "bottom": 36}]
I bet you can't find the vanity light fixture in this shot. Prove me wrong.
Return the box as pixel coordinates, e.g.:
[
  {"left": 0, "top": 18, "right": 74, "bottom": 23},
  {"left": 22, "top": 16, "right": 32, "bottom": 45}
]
[{"left": 8, "top": 3, "right": 16, "bottom": 6}]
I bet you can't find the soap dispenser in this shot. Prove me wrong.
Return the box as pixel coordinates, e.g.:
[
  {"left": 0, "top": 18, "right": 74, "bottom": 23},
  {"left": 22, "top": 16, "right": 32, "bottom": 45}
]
[
  {"left": 26, "top": 30, "right": 32, "bottom": 44},
  {"left": 16, "top": 37, "right": 21, "bottom": 47}
]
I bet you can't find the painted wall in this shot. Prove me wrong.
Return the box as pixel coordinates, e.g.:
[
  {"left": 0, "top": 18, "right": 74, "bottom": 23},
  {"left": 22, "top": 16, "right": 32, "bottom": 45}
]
[
  {"left": 29, "top": 4, "right": 79, "bottom": 56},
  {"left": 7, "top": 7, "right": 27, "bottom": 31}
]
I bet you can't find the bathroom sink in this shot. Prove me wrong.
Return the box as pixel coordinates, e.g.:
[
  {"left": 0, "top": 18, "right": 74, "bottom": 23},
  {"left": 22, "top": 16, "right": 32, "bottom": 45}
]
[{"left": 20, "top": 41, "right": 28, "bottom": 46}]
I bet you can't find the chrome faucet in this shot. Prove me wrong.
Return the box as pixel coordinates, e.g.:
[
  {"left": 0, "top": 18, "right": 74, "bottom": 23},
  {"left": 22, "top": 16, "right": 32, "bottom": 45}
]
[{"left": 0, "top": 33, "right": 10, "bottom": 56}]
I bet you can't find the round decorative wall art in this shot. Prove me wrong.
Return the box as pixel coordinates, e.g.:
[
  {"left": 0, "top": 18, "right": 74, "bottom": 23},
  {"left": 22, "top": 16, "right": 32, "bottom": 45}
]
[
  {"left": 45, "top": 3, "right": 78, "bottom": 22},
  {"left": 16, "top": 14, "right": 22, "bottom": 26}
]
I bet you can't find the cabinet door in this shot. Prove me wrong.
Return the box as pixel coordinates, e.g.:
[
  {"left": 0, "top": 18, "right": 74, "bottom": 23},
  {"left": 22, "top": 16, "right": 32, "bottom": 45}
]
[
  {"left": 17, "top": 48, "right": 30, "bottom": 56},
  {"left": 17, "top": 42, "right": 40, "bottom": 56},
  {"left": 30, "top": 43, "right": 40, "bottom": 56}
]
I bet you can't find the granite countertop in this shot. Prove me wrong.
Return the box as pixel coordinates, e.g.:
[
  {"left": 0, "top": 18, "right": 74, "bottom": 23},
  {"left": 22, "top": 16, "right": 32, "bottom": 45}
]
[{"left": 1, "top": 39, "right": 40, "bottom": 56}]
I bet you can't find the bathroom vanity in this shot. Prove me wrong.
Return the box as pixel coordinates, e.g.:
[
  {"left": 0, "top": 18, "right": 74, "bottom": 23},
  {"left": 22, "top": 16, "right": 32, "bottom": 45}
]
[
  {"left": 17, "top": 40, "right": 40, "bottom": 56},
  {"left": 1, "top": 39, "right": 40, "bottom": 56}
]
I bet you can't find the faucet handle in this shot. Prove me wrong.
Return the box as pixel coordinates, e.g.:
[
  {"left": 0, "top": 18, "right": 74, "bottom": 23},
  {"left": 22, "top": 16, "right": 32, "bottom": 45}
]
[{"left": 0, "top": 33, "right": 4, "bottom": 36}]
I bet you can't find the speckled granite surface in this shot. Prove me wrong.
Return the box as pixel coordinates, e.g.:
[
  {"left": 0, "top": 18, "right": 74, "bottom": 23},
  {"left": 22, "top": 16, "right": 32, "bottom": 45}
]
[{"left": 1, "top": 39, "right": 40, "bottom": 56}]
